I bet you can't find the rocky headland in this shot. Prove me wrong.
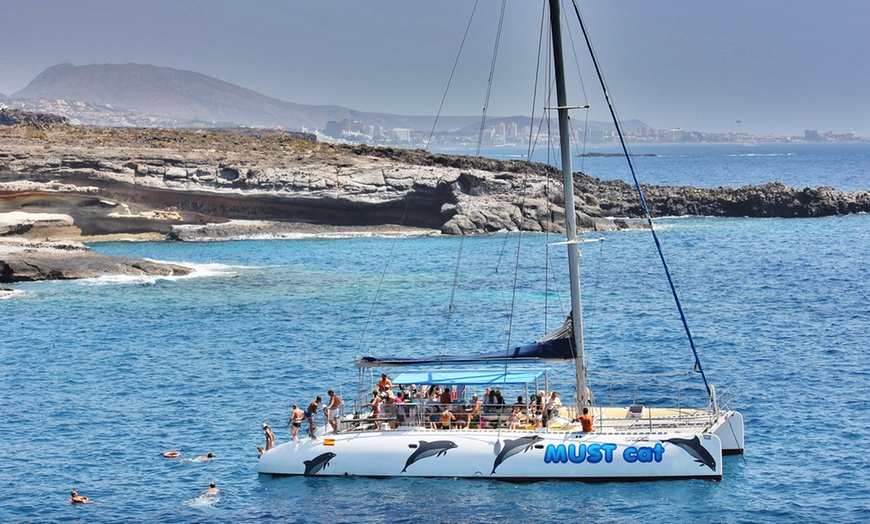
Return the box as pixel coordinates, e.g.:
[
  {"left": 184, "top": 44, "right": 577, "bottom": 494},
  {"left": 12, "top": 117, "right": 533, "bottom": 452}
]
[{"left": 1, "top": 117, "right": 868, "bottom": 281}]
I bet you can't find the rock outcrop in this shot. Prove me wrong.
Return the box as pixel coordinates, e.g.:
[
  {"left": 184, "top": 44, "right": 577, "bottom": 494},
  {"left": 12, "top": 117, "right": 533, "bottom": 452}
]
[
  {"left": 1, "top": 123, "right": 868, "bottom": 241},
  {"left": 0, "top": 238, "right": 191, "bottom": 282}
]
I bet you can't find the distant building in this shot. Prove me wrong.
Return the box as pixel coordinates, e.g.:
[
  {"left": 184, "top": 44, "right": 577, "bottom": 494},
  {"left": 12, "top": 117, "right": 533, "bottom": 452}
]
[
  {"left": 324, "top": 121, "right": 344, "bottom": 138},
  {"left": 392, "top": 128, "right": 411, "bottom": 141},
  {"left": 804, "top": 129, "right": 822, "bottom": 141}
]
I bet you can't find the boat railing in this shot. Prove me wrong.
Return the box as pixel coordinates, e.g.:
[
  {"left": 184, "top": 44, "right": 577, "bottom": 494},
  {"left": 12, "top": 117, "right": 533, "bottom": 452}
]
[{"left": 341, "top": 401, "right": 539, "bottom": 431}]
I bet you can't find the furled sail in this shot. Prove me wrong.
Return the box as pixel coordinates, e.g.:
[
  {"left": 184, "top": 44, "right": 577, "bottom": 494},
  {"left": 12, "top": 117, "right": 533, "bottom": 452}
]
[{"left": 355, "top": 315, "right": 576, "bottom": 368}]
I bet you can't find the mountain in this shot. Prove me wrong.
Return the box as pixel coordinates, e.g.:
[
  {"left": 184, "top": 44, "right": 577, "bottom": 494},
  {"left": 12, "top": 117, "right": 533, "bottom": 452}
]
[
  {"left": 10, "top": 63, "right": 476, "bottom": 131},
  {"left": 9, "top": 63, "right": 645, "bottom": 135}
]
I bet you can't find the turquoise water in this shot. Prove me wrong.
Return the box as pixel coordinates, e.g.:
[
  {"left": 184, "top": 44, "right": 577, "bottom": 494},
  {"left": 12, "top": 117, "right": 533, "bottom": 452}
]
[{"left": 1, "top": 145, "right": 869, "bottom": 522}]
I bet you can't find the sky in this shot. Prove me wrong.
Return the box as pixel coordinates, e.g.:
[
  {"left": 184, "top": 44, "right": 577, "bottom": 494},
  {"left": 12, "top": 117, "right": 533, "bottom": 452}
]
[{"left": 1, "top": 0, "right": 868, "bottom": 136}]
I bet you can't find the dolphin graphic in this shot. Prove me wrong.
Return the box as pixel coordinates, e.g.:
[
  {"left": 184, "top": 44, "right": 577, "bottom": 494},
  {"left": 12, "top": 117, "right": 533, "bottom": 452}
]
[
  {"left": 401, "top": 440, "right": 458, "bottom": 473},
  {"left": 491, "top": 435, "right": 543, "bottom": 474},
  {"left": 663, "top": 436, "right": 717, "bottom": 471},
  {"left": 303, "top": 452, "right": 337, "bottom": 476}
]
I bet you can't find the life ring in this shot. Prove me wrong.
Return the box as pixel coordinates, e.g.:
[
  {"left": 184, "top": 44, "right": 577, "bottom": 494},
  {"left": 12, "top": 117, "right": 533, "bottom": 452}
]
[{"left": 163, "top": 451, "right": 182, "bottom": 458}]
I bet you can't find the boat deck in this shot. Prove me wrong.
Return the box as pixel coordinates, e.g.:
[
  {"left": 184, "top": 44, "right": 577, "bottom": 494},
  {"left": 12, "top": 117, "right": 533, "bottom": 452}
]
[{"left": 341, "top": 405, "right": 724, "bottom": 436}]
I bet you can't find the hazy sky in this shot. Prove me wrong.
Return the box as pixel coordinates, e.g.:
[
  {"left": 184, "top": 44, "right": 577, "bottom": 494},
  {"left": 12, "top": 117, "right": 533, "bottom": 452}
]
[{"left": 2, "top": 0, "right": 868, "bottom": 136}]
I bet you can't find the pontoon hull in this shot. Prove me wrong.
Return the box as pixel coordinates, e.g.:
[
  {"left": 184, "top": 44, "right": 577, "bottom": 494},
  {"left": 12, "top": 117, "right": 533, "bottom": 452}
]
[{"left": 258, "top": 429, "right": 723, "bottom": 481}]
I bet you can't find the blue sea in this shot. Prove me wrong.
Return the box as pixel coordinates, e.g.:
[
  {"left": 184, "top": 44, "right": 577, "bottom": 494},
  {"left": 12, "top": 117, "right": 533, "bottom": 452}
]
[{"left": 1, "top": 143, "right": 868, "bottom": 523}]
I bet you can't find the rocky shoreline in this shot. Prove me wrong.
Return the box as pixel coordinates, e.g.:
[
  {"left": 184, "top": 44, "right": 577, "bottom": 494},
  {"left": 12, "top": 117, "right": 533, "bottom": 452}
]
[
  {"left": 1, "top": 121, "right": 868, "bottom": 282},
  {"left": 0, "top": 237, "right": 191, "bottom": 282}
]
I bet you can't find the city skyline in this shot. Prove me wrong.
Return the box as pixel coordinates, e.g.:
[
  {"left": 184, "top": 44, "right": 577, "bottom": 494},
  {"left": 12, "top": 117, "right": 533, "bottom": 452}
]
[{"left": 2, "top": 1, "right": 868, "bottom": 136}]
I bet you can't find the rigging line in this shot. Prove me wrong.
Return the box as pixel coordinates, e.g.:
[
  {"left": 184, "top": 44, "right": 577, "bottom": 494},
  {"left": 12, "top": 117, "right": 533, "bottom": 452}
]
[
  {"left": 560, "top": 0, "right": 592, "bottom": 172},
  {"left": 585, "top": 233, "right": 606, "bottom": 335},
  {"left": 425, "top": 0, "right": 481, "bottom": 151},
  {"left": 354, "top": 182, "right": 418, "bottom": 356},
  {"left": 475, "top": 0, "right": 508, "bottom": 157},
  {"left": 526, "top": 1, "right": 547, "bottom": 163},
  {"left": 439, "top": 235, "right": 466, "bottom": 355},
  {"left": 570, "top": 0, "right": 712, "bottom": 400}
]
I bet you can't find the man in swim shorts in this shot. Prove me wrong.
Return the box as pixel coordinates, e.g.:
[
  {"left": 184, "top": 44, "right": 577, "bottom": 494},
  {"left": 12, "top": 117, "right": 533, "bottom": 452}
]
[
  {"left": 326, "top": 390, "right": 342, "bottom": 433},
  {"left": 288, "top": 404, "right": 305, "bottom": 442},
  {"left": 305, "top": 396, "right": 322, "bottom": 438}
]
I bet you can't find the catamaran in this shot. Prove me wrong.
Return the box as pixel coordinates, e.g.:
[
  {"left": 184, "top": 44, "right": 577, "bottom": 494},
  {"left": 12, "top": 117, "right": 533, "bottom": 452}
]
[{"left": 258, "top": 0, "right": 744, "bottom": 481}]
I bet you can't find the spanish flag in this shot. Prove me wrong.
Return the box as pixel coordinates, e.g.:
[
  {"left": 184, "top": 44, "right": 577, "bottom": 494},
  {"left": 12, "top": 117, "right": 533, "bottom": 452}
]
[{"left": 323, "top": 439, "right": 335, "bottom": 446}]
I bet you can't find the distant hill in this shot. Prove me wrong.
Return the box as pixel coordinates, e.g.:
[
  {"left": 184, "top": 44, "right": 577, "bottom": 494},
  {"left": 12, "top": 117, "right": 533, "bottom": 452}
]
[
  {"left": 11, "top": 63, "right": 479, "bottom": 131},
  {"left": 9, "top": 63, "right": 647, "bottom": 134}
]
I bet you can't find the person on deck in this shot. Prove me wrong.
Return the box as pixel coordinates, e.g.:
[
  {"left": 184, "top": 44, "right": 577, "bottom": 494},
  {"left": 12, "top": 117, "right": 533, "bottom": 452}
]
[
  {"left": 378, "top": 373, "right": 393, "bottom": 390},
  {"left": 509, "top": 406, "right": 524, "bottom": 429},
  {"left": 546, "top": 391, "right": 563, "bottom": 420},
  {"left": 439, "top": 386, "right": 452, "bottom": 406},
  {"left": 575, "top": 407, "right": 594, "bottom": 432},
  {"left": 326, "top": 390, "right": 342, "bottom": 434},
  {"left": 262, "top": 423, "right": 275, "bottom": 450},
  {"left": 288, "top": 404, "right": 305, "bottom": 442},
  {"left": 463, "top": 394, "right": 482, "bottom": 428},
  {"left": 531, "top": 392, "right": 545, "bottom": 427},
  {"left": 305, "top": 396, "right": 322, "bottom": 438},
  {"left": 439, "top": 405, "right": 456, "bottom": 429},
  {"left": 369, "top": 390, "right": 383, "bottom": 430},
  {"left": 427, "top": 405, "right": 441, "bottom": 429}
]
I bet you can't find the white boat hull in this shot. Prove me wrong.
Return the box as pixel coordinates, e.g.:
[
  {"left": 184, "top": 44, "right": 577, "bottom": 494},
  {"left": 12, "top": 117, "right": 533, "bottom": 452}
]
[{"left": 258, "top": 429, "right": 723, "bottom": 481}]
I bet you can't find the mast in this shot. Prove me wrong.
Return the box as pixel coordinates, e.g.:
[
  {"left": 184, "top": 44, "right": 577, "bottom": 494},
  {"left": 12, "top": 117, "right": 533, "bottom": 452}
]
[{"left": 548, "top": 0, "right": 588, "bottom": 408}]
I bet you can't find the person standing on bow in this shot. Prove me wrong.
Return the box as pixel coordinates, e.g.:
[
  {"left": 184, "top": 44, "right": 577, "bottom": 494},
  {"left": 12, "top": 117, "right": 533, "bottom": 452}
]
[
  {"left": 326, "top": 389, "right": 342, "bottom": 434},
  {"left": 262, "top": 423, "right": 275, "bottom": 451},
  {"left": 288, "top": 404, "right": 305, "bottom": 442},
  {"left": 305, "top": 396, "right": 322, "bottom": 439}
]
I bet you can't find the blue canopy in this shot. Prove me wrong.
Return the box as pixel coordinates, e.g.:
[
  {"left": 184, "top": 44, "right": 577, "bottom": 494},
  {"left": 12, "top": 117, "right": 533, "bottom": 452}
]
[{"left": 391, "top": 369, "right": 548, "bottom": 386}]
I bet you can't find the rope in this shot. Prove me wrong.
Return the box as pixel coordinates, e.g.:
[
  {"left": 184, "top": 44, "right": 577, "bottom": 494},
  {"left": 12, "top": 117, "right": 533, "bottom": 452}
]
[
  {"left": 569, "top": 0, "right": 712, "bottom": 400},
  {"left": 439, "top": 235, "right": 466, "bottom": 354},
  {"left": 475, "top": 0, "right": 507, "bottom": 156},
  {"left": 425, "top": 0, "right": 480, "bottom": 151}
]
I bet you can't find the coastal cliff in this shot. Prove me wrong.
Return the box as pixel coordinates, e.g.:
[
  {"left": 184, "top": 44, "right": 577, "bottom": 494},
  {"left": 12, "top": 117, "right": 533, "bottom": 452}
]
[{"left": 2, "top": 123, "right": 868, "bottom": 243}]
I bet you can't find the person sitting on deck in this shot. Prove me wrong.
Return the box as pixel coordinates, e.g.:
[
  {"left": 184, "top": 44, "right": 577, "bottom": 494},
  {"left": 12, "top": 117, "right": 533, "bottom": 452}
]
[
  {"left": 439, "top": 405, "right": 456, "bottom": 429},
  {"left": 427, "top": 405, "right": 441, "bottom": 429},
  {"left": 573, "top": 407, "right": 594, "bottom": 432},
  {"left": 463, "top": 394, "right": 482, "bottom": 428},
  {"left": 483, "top": 388, "right": 499, "bottom": 413},
  {"left": 509, "top": 406, "right": 524, "bottom": 429}
]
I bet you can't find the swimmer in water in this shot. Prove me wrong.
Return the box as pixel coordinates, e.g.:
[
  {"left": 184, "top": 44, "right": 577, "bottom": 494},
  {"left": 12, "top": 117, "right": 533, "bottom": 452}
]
[
  {"left": 203, "top": 482, "right": 219, "bottom": 495},
  {"left": 70, "top": 491, "right": 90, "bottom": 504},
  {"left": 196, "top": 453, "right": 216, "bottom": 461}
]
